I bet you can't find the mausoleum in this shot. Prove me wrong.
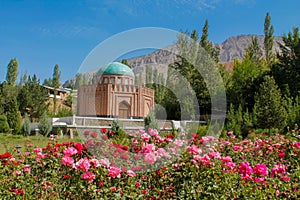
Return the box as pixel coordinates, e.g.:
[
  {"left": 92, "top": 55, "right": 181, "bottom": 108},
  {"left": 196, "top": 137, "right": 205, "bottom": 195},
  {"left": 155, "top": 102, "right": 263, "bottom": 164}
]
[{"left": 77, "top": 62, "right": 154, "bottom": 118}]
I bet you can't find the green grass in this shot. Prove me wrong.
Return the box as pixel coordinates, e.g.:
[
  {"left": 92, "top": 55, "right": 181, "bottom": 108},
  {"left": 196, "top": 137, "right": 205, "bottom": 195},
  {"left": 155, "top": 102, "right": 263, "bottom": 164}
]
[{"left": 0, "top": 134, "right": 81, "bottom": 154}]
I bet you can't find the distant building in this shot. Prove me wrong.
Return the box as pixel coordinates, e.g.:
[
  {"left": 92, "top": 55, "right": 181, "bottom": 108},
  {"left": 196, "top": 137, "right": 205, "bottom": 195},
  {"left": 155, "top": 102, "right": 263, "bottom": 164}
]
[
  {"left": 77, "top": 62, "right": 154, "bottom": 118},
  {"left": 42, "top": 85, "right": 71, "bottom": 102}
]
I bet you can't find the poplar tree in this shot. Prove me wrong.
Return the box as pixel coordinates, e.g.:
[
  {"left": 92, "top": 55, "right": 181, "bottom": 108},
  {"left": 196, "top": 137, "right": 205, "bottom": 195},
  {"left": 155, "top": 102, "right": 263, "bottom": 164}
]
[
  {"left": 6, "top": 58, "right": 18, "bottom": 86},
  {"left": 246, "top": 36, "right": 262, "bottom": 63},
  {"left": 52, "top": 64, "right": 61, "bottom": 88},
  {"left": 52, "top": 64, "right": 61, "bottom": 114},
  {"left": 200, "top": 19, "right": 219, "bottom": 63},
  {"left": 264, "top": 12, "right": 274, "bottom": 65}
]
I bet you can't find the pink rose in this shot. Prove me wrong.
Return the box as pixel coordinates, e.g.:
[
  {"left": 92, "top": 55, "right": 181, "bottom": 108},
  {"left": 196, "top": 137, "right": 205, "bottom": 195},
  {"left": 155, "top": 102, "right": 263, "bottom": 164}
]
[
  {"left": 222, "top": 156, "right": 233, "bottom": 163},
  {"left": 173, "top": 139, "right": 184, "bottom": 147},
  {"left": 271, "top": 164, "right": 286, "bottom": 178},
  {"left": 76, "top": 158, "right": 90, "bottom": 172},
  {"left": 90, "top": 158, "right": 100, "bottom": 168},
  {"left": 81, "top": 171, "right": 95, "bottom": 183},
  {"left": 172, "top": 163, "right": 180, "bottom": 169},
  {"left": 34, "top": 148, "right": 42, "bottom": 153},
  {"left": 209, "top": 151, "right": 221, "bottom": 159},
  {"left": 14, "top": 170, "right": 22, "bottom": 176},
  {"left": 23, "top": 165, "right": 31, "bottom": 173},
  {"left": 37, "top": 153, "right": 47, "bottom": 159},
  {"left": 253, "top": 164, "right": 268, "bottom": 177},
  {"left": 233, "top": 146, "right": 240, "bottom": 151},
  {"left": 63, "top": 147, "right": 78, "bottom": 157},
  {"left": 126, "top": 170, "right": 136, "bottom": 177},
  {"left": 148, "top": 128, "right": 158, "bottom": 137},
  {"left": 193, "top": 154, "right": 213, "bottom": 165},
  {"left": 141, "top": 133, "right": 151, "bottom": 142},
  {"left": 187, "top": 145, "right": 202, "bottom": 155},
  {"left": 238, "top": 162, "right": 252, "bottom": 178},
  {"left": 144, "top": 153, "right": 157, "bottom": 164},
  {"left": 99, "top": 158, "right": 110, "bottom": 168},
  {"left": 108, "top": 166, "right": 122, "bottom": 178},
  {"left": 225, "top": 161, "right": 236, "bottom": 170},
  {"left": 141, "top": 143, "right": 155, "bottom": 153},
  {"left": 62, "top": 156, "right": 74, "bottom": 166},
  {"left": 294, "top": 141, "right": 300, "bottom": 149},
  {"left": 157, "top": 148, "right": 171, "bottom": 159}
]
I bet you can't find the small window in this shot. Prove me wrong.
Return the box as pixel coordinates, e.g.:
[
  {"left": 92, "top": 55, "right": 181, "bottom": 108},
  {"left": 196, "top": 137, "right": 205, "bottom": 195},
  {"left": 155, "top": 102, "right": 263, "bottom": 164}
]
[
  {"left": 130, "top": 79, "right": 133, "bottom": 85},
  {"left": 125, "top": 79, "right": 129, "bottom": 85},
  {"left": 118, "top": 77, "right": 122, "bottom": 85},
  {"left": 104, "top": 78, "right": 108, "bottom": 84},
  {"left": 110, "top": 77, "right": 115, "bottom": 84}
]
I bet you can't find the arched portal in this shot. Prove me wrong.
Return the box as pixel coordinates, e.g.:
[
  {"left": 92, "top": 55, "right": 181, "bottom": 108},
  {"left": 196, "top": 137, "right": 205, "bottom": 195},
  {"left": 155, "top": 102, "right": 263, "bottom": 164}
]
[{"left": 118, "top": 101, "right": 130, "bottom": 118}]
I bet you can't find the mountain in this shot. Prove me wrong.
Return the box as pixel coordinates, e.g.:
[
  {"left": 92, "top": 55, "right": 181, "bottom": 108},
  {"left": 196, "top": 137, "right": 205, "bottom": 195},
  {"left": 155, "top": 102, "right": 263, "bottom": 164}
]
[
  {"left": 63, "top": 35, "right": 283, "bottom": 87},
  {"left": 217, "top": 34, "right": 282, "bottom": 62}
]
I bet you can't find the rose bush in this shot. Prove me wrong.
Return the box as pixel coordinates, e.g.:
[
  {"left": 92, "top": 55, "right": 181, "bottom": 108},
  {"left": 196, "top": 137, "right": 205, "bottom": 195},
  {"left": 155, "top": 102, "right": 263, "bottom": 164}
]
[{"left": 0, "top": 128, "right": 299, "bottom": 199}]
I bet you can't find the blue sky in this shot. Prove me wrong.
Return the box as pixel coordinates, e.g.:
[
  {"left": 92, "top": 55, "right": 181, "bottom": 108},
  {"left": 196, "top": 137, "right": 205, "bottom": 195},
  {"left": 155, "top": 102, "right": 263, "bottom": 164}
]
[{"left": 0, "top": 0, "right": 299, "bottom": 83}]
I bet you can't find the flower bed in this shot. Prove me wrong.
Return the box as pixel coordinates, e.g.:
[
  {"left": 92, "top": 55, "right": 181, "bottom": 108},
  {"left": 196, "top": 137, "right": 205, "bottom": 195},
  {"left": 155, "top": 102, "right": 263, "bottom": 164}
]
[{"left": 0, "top": 129, "right": 299, "bottom": 199}]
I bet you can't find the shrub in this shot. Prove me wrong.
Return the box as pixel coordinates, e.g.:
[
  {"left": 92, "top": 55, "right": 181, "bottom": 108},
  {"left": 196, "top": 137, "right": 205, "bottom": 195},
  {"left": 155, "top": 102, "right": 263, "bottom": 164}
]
[
  {"left": 22, "top": 114, "right": 31, "bottom": 136},
  {"left": 38, "top": 112, "right": 52, "bottom": 136},
  {"left": 0, "top": 115, "right": 10, "bottom": 133}
]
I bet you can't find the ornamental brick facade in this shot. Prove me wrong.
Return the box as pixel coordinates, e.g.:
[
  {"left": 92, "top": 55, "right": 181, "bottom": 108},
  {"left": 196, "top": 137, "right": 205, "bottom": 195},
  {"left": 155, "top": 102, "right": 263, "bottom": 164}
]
[{"left": 77, "top": 63, "right": 154, "bottom": 118}]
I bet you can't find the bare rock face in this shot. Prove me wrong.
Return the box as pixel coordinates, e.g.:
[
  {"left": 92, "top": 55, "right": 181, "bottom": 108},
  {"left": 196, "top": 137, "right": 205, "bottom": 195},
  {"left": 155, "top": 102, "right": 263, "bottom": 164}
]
[
  {"left": 127, "top": 45, "right": 178, "bottom": 76},
  {"left": 63, "top": 35, "right": 284, "bottom": 87},
  {"left": 216, "top": 35, "right": 282, "bottom": 63}
]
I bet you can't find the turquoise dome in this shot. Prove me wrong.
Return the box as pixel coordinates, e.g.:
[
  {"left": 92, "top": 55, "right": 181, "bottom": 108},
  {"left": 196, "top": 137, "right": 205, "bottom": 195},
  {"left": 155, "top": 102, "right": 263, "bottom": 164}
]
[{"left": 97, "top": 62, "right": 134, "bottom": 77}]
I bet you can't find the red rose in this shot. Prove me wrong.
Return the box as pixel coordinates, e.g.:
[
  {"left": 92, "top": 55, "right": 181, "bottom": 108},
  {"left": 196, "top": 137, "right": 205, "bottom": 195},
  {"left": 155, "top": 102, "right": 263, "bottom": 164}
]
[
  {"left": 74, "top": 143, "right": 84, "bottom": 154},
  {"left": 109, "top": 132, "right": 115, "bottom": 136},
  {"left": 0, "top": 152, "right": 12, "bottom": 159},
  {"left": 63, "top": 175, "right": 71, "bottom": 179},
  {"left": 135, "top": 182, "right": 141, "bottom": 187}
]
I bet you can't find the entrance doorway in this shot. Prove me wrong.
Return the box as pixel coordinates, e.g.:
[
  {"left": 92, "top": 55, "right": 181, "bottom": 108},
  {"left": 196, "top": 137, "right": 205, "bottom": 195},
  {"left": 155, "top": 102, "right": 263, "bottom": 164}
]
[{"left": 119, "top": 101, "right": 130, "bottom": 118}]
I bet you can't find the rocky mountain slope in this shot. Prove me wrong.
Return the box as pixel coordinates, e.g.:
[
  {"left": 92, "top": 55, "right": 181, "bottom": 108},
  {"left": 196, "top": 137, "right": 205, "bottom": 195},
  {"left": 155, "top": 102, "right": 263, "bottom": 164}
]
[
  {"left": 217, "top": 35, "right": 282, "bottom": 62},
  {"left": 63, "top": 35, "right": 283, "bottom": 87}
]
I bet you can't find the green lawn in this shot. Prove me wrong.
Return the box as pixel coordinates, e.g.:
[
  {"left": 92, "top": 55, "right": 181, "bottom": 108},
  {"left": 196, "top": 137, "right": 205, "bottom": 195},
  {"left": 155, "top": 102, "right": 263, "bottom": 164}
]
[{"left": 0, "top": 134, "right": 81, "bottom": 154}]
